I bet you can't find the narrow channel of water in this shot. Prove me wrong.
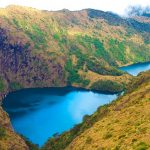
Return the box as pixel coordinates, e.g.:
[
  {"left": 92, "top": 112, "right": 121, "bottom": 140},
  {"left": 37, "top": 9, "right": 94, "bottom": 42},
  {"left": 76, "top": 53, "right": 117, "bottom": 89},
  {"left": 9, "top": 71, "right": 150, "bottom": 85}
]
[{"left": 119, "top": 62, "right": 150, "bottom": 76}]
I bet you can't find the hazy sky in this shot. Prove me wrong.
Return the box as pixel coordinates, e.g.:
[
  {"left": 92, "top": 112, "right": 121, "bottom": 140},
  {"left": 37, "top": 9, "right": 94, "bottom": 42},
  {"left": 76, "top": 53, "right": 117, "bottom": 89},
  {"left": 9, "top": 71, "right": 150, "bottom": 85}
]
[{"left": 0, "top": 0, "right": 150, "bottom": 15}]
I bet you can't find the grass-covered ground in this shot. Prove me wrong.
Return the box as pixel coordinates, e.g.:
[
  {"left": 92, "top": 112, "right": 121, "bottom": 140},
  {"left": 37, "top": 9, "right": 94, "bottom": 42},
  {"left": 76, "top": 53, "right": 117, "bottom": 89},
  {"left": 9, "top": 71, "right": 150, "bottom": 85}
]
[{"left": 42, "top": 71, "right": 150, "bottom": 150}]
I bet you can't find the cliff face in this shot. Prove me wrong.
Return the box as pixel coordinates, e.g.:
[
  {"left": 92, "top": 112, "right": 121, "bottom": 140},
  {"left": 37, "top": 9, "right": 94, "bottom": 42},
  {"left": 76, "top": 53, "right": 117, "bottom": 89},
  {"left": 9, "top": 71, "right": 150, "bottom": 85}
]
[
  {"left": 43, "top": 71, "right": 150, "bottom": 150},
  {"left": 0, "top": 27, "right": 66, "bottom": 94}
]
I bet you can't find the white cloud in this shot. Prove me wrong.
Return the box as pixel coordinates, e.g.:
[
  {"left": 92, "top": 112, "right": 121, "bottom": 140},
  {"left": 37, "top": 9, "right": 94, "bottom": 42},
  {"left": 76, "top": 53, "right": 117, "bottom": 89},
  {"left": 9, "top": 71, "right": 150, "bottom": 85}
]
[{"left": 0, "top": 0, "right": 150, "bottom": 15}]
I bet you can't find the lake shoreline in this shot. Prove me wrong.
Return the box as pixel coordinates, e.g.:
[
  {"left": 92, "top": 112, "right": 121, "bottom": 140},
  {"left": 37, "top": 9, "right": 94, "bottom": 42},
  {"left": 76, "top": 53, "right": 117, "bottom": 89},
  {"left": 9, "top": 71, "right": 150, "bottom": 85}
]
[
  {"left": 3, "top": 86, "right": 118, "bottom": 146},
  {"left": 1, "top": 61, "right": 150, "bottom": 147},
  {"left": 118, "top": 61, "right": 150, "bottom": 67}
]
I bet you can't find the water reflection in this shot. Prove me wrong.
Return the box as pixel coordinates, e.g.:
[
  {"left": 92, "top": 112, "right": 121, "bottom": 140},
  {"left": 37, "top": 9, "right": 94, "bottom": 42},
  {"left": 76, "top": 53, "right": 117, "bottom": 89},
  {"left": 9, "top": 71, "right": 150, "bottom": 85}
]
[{"left": 3, "top": 88, "right": 116, "bottom": 146}]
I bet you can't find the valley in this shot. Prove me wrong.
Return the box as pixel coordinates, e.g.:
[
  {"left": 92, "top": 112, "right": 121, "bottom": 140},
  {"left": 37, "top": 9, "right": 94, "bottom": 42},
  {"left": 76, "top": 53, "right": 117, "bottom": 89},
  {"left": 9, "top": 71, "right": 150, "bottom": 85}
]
[
  {"left": 2, "top": 62, "right": 150, "bottom": 149},
  {"left": 0, "top": 5, "right": 150, "bottom": 98},
  {"left": 43, "top": 70, "right": 150, "bottom": 150},
  {"left": 0, "top": 5, "right": 150, "bottom": 150}
]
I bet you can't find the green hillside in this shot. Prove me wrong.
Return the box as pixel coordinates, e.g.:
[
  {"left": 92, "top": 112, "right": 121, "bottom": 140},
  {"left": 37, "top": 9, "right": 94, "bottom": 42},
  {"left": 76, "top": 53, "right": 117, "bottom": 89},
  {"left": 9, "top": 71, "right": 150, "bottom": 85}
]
[
  {"left": 0, "top": 5, "right": 150, "bottom": 150},
  {"left": 0, "top": 5, "right": 150, "bottom": 95},
  {"left": 43, "top": 71, "right": 150, "bottom": 150}
]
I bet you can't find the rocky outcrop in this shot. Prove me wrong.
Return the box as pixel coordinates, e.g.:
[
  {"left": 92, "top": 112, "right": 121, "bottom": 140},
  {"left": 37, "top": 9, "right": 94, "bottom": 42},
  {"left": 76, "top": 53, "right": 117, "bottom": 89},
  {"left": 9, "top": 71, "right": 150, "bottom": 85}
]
[{"left": 0, "top": 28, "right": 66, "bottom": 91}]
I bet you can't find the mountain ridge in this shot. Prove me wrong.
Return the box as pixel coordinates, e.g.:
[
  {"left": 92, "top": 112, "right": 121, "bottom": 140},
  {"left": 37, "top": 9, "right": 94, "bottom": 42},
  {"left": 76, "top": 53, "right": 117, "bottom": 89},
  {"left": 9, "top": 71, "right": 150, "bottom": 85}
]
[{"left": 0, "top": 5, "right": 149, "bottom": 96}]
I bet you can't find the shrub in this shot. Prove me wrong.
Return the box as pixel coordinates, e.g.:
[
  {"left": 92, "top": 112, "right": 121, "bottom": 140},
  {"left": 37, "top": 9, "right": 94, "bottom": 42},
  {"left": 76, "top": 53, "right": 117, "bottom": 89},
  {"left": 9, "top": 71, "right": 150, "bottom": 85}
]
[
  {"left": 90, "top": 80, "right": 124, "bottom": 93},
  {"left": 82, "top": 114, "right": 90, "bottom": 122},
  {"left": 0, "top": 79, "right": 5, "bottom": 92},
  {"left": 21, "top": 135, "right": 39, "bottom": 150},
  {"left": 9, "top": 82, "right": 23, "bottom": 91},
  {"left": 86, "top": 136, "right": 92, "bottom": 144},
  {"left": 12, "top": 18, "right": 19, "bottom": 28},
  {"left": 135, "top": 142, "right": 149, "bottom": 150},
  {"left": 0, "top": 127, "right": 6, "bottom": 139},
  {"left": 108, "top": 39, "right": 126, "bottom": 63},
  {"left": 25, "top": 24, "right": 47, "bottom": 49},
  {"left": 103, "top": 132, "right": 112, "bottom": 139},
  {"left": 86, "top": 59, "right": 123, "bottom": 76},
  {"left": 82, "top": 79, "right": 90, "bottom": 87},
  {"left": 65, "top": 59, "right": 81, "bottom": 84},
  {"left": 69, "top": 42, "right": 123, "bottom": 76},
  {"left": 132, "top": 139, "right": 137, "bottom": 143},
  {"left": 53, "top": 33, "right": 60, "bottom": 40}
]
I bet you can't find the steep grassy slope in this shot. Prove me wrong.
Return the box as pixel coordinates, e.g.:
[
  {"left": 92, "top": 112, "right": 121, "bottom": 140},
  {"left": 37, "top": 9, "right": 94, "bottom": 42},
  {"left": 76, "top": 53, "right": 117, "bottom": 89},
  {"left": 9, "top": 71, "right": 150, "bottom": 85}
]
[
  {"left": 43, "top": 71, "right": 150, "bottom": 150},
  {"left": 0, "top": 107, "right": 29, "bottom": 150},
  {"left": 0, "top": 5, "right": 150, "bottom": 96}
]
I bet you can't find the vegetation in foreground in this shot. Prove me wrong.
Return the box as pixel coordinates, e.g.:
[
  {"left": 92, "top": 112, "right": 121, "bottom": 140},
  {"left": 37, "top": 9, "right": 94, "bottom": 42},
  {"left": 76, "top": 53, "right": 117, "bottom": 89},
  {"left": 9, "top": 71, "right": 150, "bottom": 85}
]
[{"left": 42, "top": 71, "right": 150, "bottom": 150}]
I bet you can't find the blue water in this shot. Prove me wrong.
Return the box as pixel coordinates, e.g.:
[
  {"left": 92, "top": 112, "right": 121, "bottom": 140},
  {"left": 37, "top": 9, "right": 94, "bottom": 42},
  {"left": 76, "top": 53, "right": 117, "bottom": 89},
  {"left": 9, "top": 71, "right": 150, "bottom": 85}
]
[
  {"left": 119, "top": 62, "right": 150, "bottom": 76},
  {"left": 2, "top": 87, "right": 117, "bottom": 146},
  {"left": 2, "top": 61, "right": 150, "bottom": 146}
]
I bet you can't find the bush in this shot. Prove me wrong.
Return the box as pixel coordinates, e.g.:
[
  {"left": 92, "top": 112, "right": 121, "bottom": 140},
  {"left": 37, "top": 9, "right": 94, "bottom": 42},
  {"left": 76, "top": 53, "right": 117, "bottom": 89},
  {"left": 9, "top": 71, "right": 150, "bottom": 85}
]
[
  {"left": 9, "top": 82, "right": 23, "bottom": 91},
  {"left": 65, "top": 58, "right": 89, "bottom": 86},
  {"left": 103, "top": 132, "right": 112, "bottom": 139},
  {"left": 21, "top": 135, "right": 39, "bottom": 150},
  {"left": 0, "top": 79, "right": 5, "bottom": 92},
  {"left": 108, "top": 39, "right": 126, "bottom": 63},
  {"left": 90, "top": 80, "right": 124, "bottom": 93},
  {"left": 53, "top": 33, "right": 60, "bottom": 40},
  {"left": 135, "top": 142, "right": 149, "bottom": 150},
  {"left": 65, "top": 59, "right": 81, "bottom": 84},
  {"left": 82, "top": 79, "right": 90, "bottom": 87},
  {"left": 82, "top": 114, "right": 90, "bottom": 122},
  {"left": 25, "top": 24, "right": 47, "bottom": 49},
  {"left": 69, "top": 42, "right": 123, "bottom": 76},
  {"left": 0, "top": 127, "right": 6, "bottom": 139},
  {"left": 86, "top": 136, "right": 92, "bottom": 144},
  {"left": 12, "top": 18, "right": 19, "bottom": 28},
  {"left": 86, "top": 59, "right": 123, "bottom": 76}
]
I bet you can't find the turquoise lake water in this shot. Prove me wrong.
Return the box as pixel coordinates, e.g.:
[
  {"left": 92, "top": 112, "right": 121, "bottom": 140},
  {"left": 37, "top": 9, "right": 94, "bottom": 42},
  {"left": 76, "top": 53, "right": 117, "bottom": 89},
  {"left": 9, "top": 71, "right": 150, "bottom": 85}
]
[
  {"left": 119, "top": 62, "right": 150, "bottom": 76},
  {"left": 2, "top": 62, "right": 150, "bottom": 146}
]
